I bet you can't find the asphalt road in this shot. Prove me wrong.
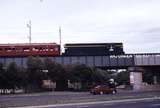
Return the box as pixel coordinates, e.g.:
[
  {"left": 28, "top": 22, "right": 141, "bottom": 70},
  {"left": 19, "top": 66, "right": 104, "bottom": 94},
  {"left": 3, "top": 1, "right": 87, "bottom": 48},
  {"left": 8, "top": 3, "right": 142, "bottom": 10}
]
[
  {"left": 1, "top": 90, "right": 160, "bottom": 107},
  {"left": 24, "top": 99, "right": 160, "bottom": 108},
  {"left": 1, "top": 90, "right": 160, "bottom": 101}
]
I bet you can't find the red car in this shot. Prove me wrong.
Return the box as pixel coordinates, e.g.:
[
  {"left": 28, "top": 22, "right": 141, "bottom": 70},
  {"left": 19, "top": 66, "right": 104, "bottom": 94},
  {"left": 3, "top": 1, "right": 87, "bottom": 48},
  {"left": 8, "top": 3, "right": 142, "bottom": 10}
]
[{"left": 90, "top": 85, "right": 117, "bottom": 95}]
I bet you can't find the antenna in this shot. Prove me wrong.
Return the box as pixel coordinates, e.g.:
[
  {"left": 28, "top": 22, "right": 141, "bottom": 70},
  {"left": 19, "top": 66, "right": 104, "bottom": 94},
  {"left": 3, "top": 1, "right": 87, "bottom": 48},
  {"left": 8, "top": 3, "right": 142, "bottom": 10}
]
[
  {"left": 27, "top": 20, "right": 32, "bottom": 44},
  {"left": 59, "top": 26, "right": 62, "bottom": 55}
]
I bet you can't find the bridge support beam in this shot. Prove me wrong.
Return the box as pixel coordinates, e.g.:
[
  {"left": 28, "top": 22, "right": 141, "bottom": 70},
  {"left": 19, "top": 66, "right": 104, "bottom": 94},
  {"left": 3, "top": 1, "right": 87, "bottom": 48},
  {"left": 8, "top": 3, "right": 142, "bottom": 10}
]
[
  {"left": 128, "top": 67, "right": 144, "bottom": 91},
  {"left": 153, "top": 76, "right": 158, "bottom": 85}
]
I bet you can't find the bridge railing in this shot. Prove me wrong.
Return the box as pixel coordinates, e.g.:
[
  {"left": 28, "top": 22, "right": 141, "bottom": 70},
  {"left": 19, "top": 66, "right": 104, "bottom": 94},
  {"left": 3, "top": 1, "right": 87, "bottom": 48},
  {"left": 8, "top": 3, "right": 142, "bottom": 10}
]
[
  {"left": 134, "top": 53, "right": 160, "bottom": 66},
  {"left": 53, "top": 55, "right": 134, "bottom": 67},
  {"left": 0, "top": 53, "right": 160, "bottom": 68}
]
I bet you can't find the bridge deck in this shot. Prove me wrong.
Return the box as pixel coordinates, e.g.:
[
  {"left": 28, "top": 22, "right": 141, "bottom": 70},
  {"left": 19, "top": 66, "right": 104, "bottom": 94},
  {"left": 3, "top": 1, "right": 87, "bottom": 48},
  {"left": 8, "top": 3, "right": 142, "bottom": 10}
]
[{"left": 0, "top": 54, "right": 160, "bottom": 68}]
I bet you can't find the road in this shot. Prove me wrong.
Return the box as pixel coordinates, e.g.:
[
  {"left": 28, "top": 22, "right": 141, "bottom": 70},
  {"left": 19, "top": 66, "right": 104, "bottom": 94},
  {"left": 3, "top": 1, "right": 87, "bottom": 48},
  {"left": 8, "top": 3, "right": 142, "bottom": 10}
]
[
  {"left": 1, "top": 90, "right": 160, "bottom": 107},
  {"left": 13, "top": 98, "right": 160, "bottom": 108},
  {"left": 53, "top": 99, "right": 160, "bottom": 108}
]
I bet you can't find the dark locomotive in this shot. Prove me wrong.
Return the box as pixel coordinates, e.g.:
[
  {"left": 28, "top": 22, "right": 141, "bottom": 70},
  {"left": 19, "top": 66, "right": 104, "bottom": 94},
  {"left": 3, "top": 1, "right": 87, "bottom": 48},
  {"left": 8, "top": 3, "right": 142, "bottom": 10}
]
[{"left": 63, "top": 43, "right": 124, "bottom": 56}]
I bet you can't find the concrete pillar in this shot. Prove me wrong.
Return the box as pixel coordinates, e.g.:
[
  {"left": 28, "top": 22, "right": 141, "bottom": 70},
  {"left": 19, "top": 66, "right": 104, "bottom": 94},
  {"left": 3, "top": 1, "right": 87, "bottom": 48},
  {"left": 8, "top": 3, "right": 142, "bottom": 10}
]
[
  {"left": 128, "top": 67, "right": 144, "bottom": 91},
  {"left": 153, "top": 76, "right": 157, "bottom": 85}
]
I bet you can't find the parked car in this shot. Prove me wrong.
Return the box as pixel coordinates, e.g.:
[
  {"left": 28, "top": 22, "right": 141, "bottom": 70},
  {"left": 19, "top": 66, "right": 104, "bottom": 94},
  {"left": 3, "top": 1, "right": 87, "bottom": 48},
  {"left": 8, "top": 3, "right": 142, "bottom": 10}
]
[{"left": 90, "top": 84, "right": 117, "bottom": 95}]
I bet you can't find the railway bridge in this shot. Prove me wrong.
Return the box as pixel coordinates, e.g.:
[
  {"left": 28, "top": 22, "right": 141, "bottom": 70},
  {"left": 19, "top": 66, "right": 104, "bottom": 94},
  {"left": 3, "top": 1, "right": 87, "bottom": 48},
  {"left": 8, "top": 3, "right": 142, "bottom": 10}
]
[{"left": 0, "top": 53, "right": 160, "bottom": 91}]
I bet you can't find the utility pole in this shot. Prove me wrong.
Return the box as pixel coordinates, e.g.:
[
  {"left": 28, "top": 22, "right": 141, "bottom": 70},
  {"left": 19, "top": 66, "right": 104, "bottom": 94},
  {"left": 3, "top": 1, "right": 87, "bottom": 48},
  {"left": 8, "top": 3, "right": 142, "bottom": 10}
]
[
  {"left": 59, "top": 26, "right": 62, "bottom": 55},
  {"left": 27, "top": 20, "right": 32, "bottom": 44}
]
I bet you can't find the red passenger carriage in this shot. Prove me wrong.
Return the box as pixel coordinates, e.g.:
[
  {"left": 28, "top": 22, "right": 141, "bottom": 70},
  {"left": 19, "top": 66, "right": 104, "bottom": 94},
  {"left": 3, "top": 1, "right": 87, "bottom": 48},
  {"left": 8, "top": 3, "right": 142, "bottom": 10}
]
[{"left": 0, "top": 43, "right": 60, "bottom": 57}]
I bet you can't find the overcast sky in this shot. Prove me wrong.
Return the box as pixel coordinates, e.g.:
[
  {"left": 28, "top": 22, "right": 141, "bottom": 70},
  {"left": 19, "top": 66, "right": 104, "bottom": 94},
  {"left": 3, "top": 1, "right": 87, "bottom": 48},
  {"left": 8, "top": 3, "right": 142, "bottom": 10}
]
[{"left": 0, "top": 0, "right": 160, "bottom": 53}]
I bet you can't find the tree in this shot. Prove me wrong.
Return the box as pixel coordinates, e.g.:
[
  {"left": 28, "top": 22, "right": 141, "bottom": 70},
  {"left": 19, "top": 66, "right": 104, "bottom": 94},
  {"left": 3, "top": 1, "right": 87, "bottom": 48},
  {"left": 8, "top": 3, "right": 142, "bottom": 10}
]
[
  {"left": 26, "top": 56, "right": 45, "bottom": 92},
  {"left": 0, "top": 63, "right": 7, "bottom": 90},
  {"left": 66, "top": 64, "right": 112, "bottom": 90},
  {"left": 143, "top": 70, "right": 154, "bottom": 84},
  {"left": 69, "top": 64, "right": 93, "bottom": 90},
  {"left": 44, "top": 58, "right": 67, "bottom": 91},
  {"left": 115, "top": 71, "right": 130, "bottom": 85},
  {"left": 70, "top": 64, "right": 92, "bottom": 83},
  {"left": 44, "top": 58, "right": 57, "bottom": 80},
  {"left": 90, "top": 68, "right": 111, "bottom": 85},
  {"left": 5, "top": 62, "right": 22, "bottom": 93},
  {"left": 17, "top": 67, "right": 28, "bottom": 93}
]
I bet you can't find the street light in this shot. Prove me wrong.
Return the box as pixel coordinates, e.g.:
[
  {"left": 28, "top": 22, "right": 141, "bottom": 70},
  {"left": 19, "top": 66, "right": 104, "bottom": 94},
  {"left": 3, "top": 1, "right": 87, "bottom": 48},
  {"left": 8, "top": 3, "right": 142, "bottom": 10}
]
[
  {"left": 59, "top": 26, "right": 62, "bottom": 55},
  {"left": 27, "top": 20, "right": 32, "bottom": 44}
]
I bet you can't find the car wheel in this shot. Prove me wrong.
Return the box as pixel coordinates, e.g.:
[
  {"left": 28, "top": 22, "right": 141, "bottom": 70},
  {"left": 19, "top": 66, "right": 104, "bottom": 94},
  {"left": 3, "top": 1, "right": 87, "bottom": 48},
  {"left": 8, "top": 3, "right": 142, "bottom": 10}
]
[
  {"left": 100, "top": 91, "right": 103, "bottom": 95},
  {"left": 93, "top": 92, "right": 97, "bottom": 95}
]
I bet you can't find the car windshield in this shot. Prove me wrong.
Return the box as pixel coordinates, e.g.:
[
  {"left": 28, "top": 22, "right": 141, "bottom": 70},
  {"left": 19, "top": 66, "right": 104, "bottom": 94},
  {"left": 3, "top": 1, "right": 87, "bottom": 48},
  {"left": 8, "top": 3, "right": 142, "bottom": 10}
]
[{"left": 94, "top": 85, "right": 109, "bottom": 88}]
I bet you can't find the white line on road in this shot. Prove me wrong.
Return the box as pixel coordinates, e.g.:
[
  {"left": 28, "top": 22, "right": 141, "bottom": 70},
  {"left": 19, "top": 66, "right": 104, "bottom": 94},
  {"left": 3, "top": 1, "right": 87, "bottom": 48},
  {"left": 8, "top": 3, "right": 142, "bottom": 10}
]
[
  {"left": 151, "top": 104, "right": 160, "bottom": 107},
  {"left": 10, "top": 97, "right": 160, "bottom": 108},
  {"left": 125, "top": 101, "right": 137, "bottom": 104},
  {"left": 103, "top": 103, "right": 114, "bottom": 106},
  {"left": 77, "top": 105, "right": 89, "bottom": 108}
]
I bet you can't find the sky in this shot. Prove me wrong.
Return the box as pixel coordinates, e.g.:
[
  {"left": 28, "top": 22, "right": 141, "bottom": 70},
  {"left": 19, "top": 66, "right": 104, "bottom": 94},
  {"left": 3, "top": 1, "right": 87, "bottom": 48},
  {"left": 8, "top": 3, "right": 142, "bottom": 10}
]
[{"left": 0, "top": 0, "right": 160, "bottom": 53}]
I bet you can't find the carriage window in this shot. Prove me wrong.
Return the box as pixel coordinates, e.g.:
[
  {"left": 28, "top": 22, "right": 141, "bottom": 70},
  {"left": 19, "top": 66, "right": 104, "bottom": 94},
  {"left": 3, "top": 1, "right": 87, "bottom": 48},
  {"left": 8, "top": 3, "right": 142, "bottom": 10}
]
[
  {"left": 55, "top": 47, "right": 59, "bottom": 51},
  {"left": 50, "top": 48, "right": 54, "bottom": 51},
  {"left": 32, "top": 47, "right": 39, "bottom": 51},
  {"left": 5, "top": 48, "right": 12, "bottom": 52},
  {"left": 23, "top": 48, "right": 30, "bottom": 52}
]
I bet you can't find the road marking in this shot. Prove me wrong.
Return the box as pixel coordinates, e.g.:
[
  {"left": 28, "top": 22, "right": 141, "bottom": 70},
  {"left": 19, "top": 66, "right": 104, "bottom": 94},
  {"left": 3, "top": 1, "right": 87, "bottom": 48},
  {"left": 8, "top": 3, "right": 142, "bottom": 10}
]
[
  {"left": 126, "top": 101, "right": 137, "bottom": 104},
  {"left": 77, "top": 105, "right": 89, "bottom": 108},
  {"left": 10, "top": 97, "right": 160, "bottom": 108},
  {"left": 151, "top": 104, "right": 160, "bottom": 107},
  {"left": 103, "top": 103, "right": 114, "bottom": 106}
]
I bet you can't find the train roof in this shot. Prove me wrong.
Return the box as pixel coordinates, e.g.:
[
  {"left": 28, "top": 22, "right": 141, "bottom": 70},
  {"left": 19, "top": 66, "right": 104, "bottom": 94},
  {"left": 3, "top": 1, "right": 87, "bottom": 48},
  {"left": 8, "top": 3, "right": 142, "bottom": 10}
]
[
  {"left": 64, "top": 43, "right": 123, "bottom": 48},
  {"left": 0, "top": 43, "right": 58, "bottom": 47}
]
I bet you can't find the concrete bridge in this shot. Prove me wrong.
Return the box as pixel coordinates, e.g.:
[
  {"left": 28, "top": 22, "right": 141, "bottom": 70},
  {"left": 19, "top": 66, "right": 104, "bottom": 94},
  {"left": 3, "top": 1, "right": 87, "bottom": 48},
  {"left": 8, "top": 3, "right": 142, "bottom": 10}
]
[{"left": 0, "top": 53, "right": 160, "bottom": 91}]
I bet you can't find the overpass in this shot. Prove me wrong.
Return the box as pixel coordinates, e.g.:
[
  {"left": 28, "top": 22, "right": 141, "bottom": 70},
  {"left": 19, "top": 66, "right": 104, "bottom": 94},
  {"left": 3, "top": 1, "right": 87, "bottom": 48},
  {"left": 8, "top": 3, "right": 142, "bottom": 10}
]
[
  {"left": 0, "top": 53, "right": 160, "bottom": 67},
  {"left": 0, "top": 53, "right": 160, "bottom": 91}
]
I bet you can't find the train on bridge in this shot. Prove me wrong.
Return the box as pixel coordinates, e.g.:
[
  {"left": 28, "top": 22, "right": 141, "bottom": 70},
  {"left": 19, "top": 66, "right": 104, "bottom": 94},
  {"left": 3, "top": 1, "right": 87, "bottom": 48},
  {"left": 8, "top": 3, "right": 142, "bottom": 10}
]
[
  {"left": 63, "top": 43, "right": 124, "bottom": 56},
  {"left": 0, "top": 43, "right": 124, "bottom": 57},
  {"left": 0, "top": 43, "right": 60, "bottom": 57}
]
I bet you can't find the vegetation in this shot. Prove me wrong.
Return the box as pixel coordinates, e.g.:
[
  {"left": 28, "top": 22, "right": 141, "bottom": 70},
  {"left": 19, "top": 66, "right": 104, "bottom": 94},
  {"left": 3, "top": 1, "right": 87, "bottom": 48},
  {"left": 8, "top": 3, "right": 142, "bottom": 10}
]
[
  {"left": 0, "top": 62, "right": 24, "bottom": 93},
  {"left": 0, "top": 56, "right": 130, "bottom": 94},
  {"left": 115, "top": 71, "right": 130, "bottom": 85}
]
